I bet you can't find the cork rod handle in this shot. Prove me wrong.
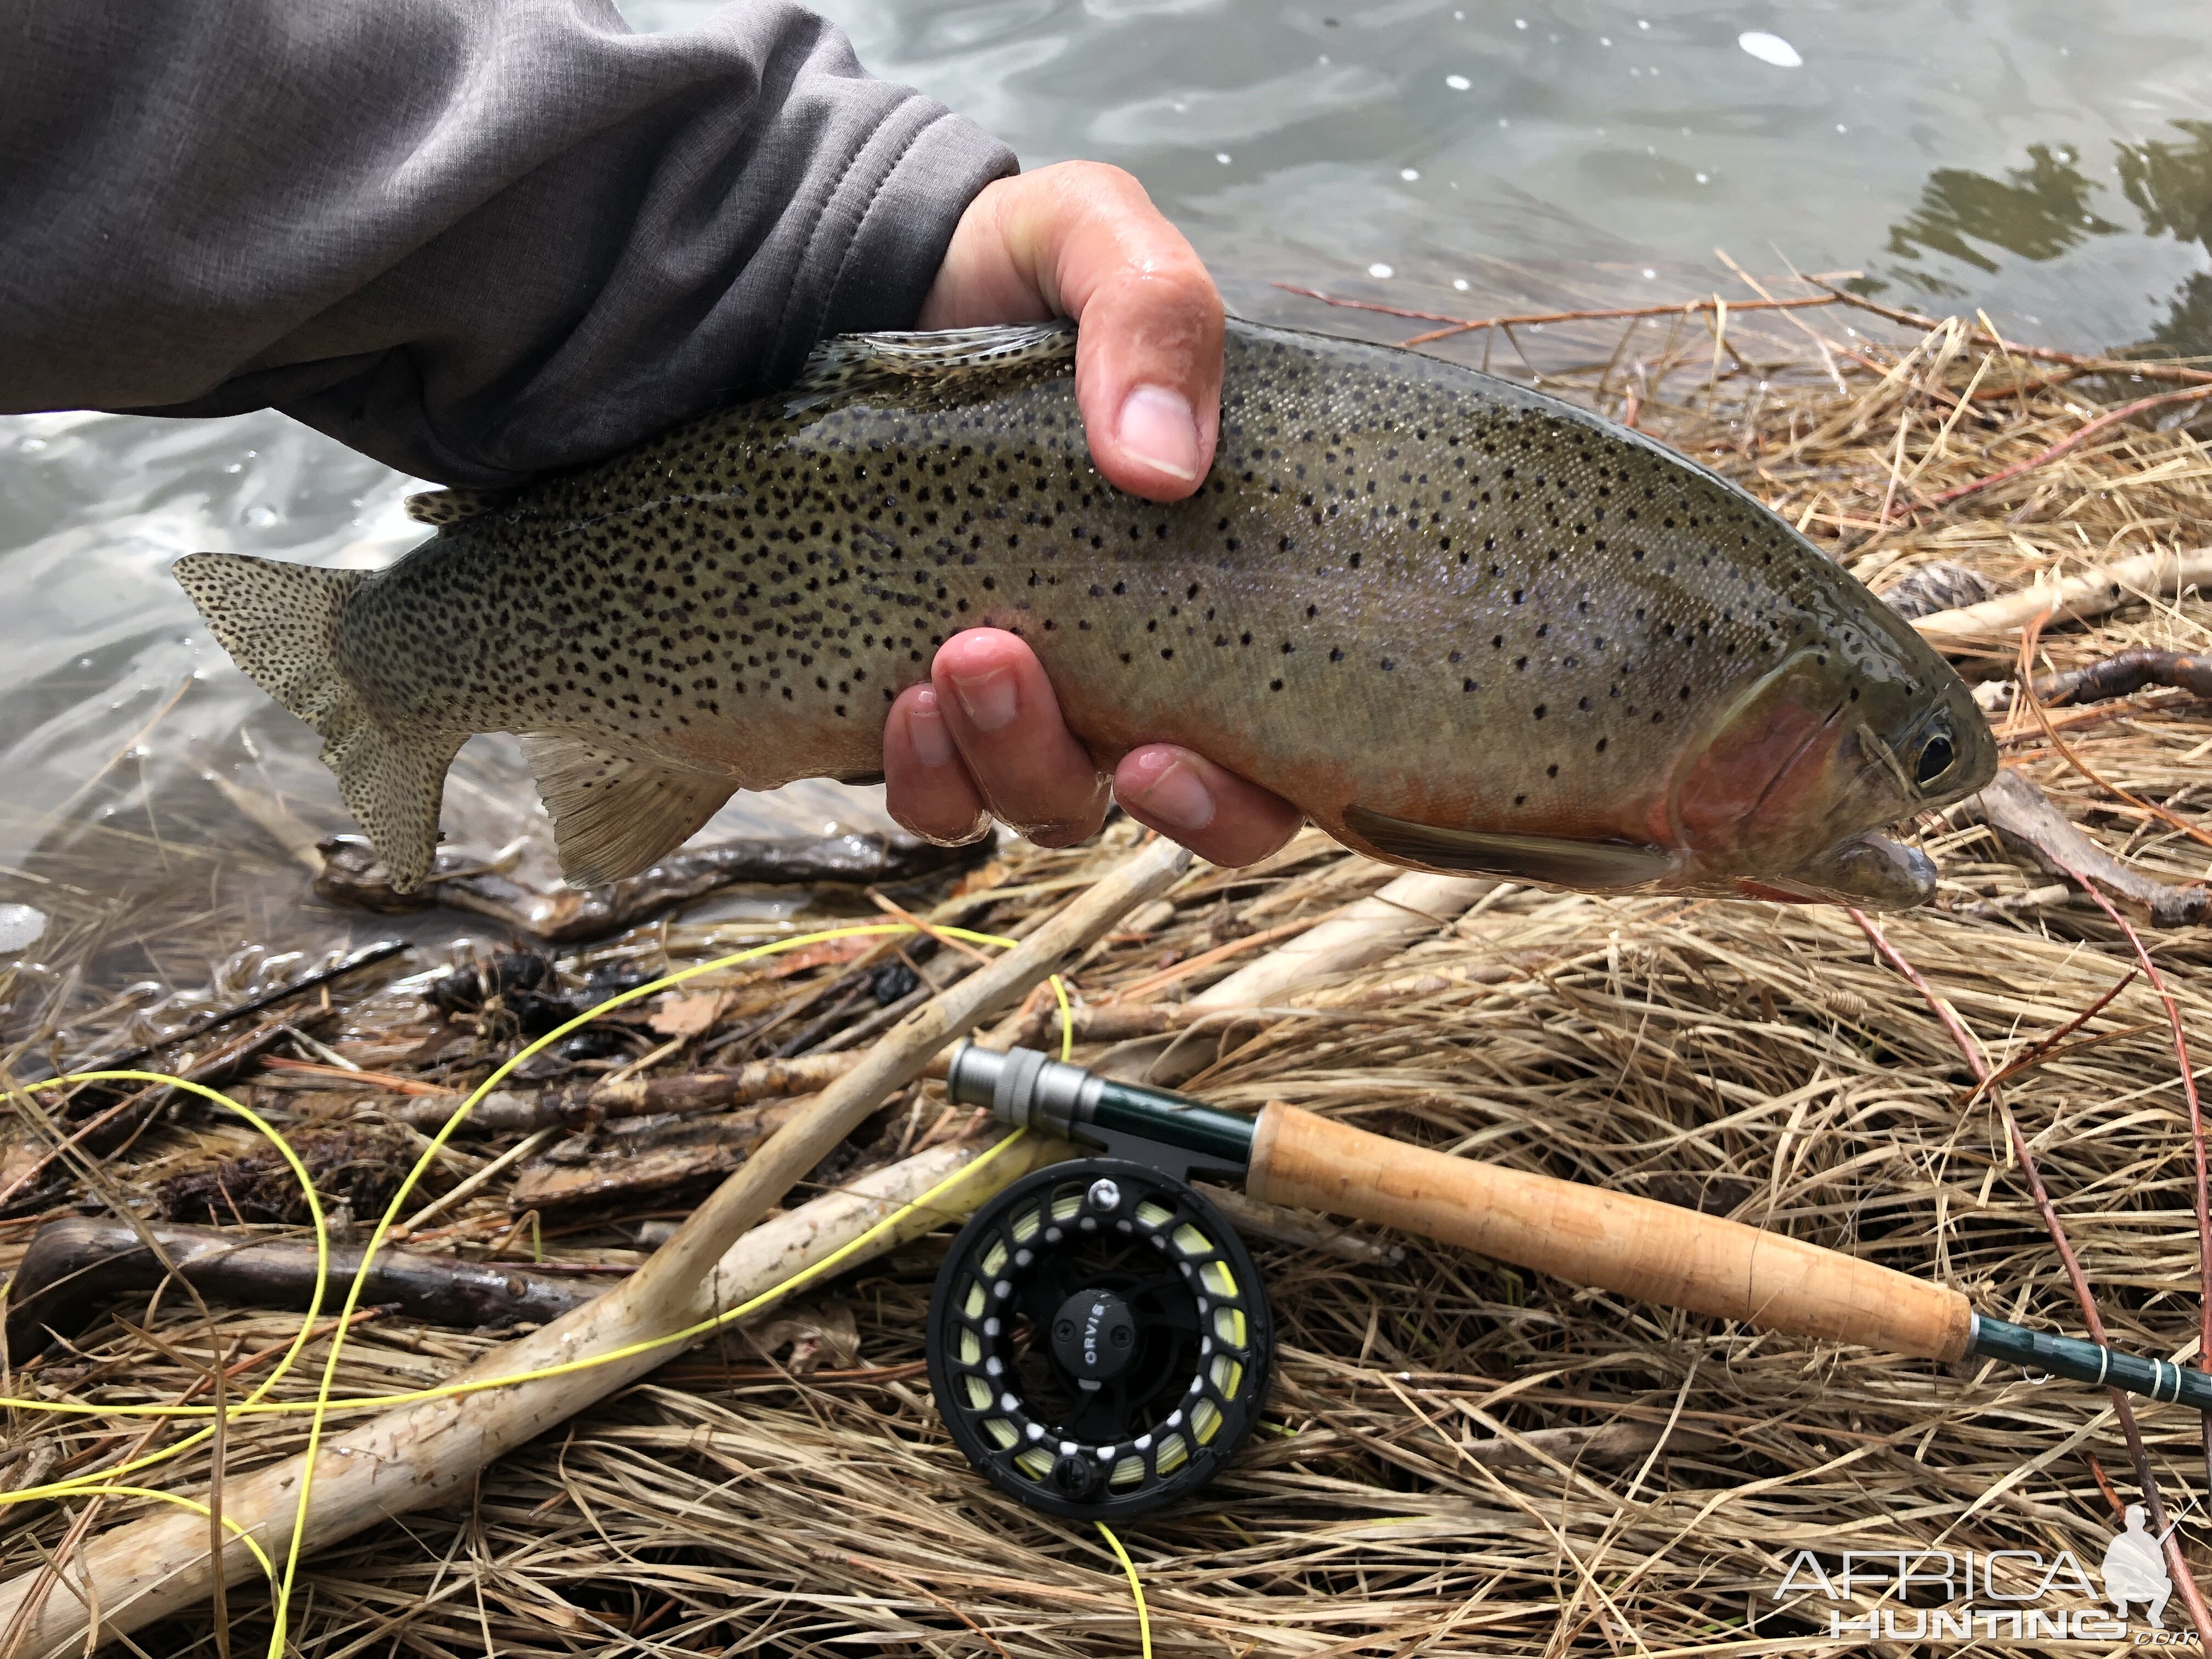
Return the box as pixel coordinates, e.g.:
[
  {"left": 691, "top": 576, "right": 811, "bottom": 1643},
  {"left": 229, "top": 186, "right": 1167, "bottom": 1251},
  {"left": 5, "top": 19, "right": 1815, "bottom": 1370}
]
[{"left": 1246, "top": 1103, "right": 1972, "bottom": 1362}]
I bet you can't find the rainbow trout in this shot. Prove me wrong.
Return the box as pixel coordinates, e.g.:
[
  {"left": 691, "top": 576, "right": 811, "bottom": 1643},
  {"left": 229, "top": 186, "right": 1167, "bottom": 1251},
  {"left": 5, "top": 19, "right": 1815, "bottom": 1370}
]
[{"left": 177, "top": 319, "right": 1993, "bottom": 902}]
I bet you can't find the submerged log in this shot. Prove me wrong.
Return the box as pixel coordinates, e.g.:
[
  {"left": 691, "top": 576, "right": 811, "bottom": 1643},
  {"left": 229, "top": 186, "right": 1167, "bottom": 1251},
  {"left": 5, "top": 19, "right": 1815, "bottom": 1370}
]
[
  {"left": 314, "top": 830, "right": 983, "bottom": 943},
  {"left": 4, "top": 1220, "right": 596, "bottom": 1362}
]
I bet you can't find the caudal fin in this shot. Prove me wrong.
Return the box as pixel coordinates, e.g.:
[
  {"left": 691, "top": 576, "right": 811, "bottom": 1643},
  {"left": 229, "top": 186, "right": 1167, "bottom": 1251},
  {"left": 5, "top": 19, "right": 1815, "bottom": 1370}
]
[{"left": 173, "top": 552, "right": 461, "bottom": 891}]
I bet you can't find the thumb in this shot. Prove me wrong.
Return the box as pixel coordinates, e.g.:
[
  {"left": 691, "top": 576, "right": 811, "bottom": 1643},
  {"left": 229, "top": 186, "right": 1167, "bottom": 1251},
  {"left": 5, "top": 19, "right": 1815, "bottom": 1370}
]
[{"left": 923, "top": 161, "right": 1223, "bottom": 503}]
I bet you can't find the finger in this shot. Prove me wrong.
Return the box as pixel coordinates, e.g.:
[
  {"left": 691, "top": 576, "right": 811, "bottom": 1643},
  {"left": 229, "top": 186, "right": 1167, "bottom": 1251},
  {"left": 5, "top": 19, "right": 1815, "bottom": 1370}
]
[
  {"left": 918, "top": 161, "right": 1222, "bottom": 503},
  {"left": 1113, "top": 744, "right": 1305, "bottom": 867},
  {"left": 930, "top": 628, "right": 1110, "bottom": 847},
  {"left": 882, "top": 683, "right": 994, "bottom": 845}
]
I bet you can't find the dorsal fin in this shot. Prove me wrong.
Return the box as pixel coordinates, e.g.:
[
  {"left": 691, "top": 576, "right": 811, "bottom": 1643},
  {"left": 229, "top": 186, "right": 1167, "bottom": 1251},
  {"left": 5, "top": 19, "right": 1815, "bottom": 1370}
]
[
  {"left": 403, "top": 486, "right": 517, "bottom": 528},
  {"left": 785, "top": 320, "right": 1077, "bottom": 413}
]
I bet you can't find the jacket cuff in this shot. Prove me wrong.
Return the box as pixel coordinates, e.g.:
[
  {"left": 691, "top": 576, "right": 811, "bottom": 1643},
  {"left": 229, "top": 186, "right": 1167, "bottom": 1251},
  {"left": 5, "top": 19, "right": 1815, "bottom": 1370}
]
[{"left": 779, "top": 102, "right": 1018, "bottom": 373}]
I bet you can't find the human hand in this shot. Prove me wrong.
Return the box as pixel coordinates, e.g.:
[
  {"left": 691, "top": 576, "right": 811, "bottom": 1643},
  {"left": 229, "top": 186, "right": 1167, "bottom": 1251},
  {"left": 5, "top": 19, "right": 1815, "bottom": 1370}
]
[{"left": 884, "top": 163, "right": 1303, "bottom": 866}]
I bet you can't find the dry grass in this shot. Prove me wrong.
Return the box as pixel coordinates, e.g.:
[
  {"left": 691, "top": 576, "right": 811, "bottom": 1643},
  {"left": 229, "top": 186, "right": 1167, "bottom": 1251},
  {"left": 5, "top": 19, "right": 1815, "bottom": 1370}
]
[{"left": 7, "top": 293, "right": 2212, "bottom": 1655}]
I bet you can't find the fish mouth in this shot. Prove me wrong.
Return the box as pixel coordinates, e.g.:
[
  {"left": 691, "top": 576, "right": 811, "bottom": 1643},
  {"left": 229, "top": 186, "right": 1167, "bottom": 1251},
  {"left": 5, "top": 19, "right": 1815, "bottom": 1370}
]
[{"left": 1733, "top": 831, "right": 1937, "bottom": 910}]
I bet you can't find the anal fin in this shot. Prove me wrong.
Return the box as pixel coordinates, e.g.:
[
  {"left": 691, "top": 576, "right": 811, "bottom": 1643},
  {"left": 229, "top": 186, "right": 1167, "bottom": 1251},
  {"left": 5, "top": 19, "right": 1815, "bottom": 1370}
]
[
  {"left": 521, "top": 734, "right": 735, "bottom": 886},
  {"left": 1344, "top": 804, "right": 1682, "bottom": 891}
]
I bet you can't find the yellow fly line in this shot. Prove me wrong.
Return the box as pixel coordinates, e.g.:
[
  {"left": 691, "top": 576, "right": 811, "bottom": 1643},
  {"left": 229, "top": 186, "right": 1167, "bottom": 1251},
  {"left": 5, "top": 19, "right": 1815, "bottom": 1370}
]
[{"left": 3, "top": 921, "right": 1082, "bottom": 1658}]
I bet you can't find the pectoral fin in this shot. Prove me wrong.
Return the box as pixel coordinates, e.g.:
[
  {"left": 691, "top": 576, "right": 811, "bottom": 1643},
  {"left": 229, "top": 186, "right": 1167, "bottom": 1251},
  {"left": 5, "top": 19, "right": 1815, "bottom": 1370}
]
[
  {"left": 521, "top": 735, "right": 734, "bottom": 887},
  {"left": 1345, "top": 804, "right": 1683, "bottom": 890}
]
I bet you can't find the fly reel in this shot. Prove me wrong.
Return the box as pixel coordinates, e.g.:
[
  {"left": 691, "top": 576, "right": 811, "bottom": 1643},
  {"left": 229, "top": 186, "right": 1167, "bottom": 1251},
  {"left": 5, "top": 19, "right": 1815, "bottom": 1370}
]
[{"left": 926, "top": 1158, "right": 1272, "bottom": 1518}]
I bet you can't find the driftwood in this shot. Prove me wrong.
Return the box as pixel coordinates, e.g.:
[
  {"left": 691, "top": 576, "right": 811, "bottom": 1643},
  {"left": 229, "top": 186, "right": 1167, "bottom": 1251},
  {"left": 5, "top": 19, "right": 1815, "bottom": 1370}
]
[
  {"left": 394, "top": 1052, "right": 903, "bottom": 1137},
  {"left": 2032, "top": 648, "right": 2212, "bottom": 708},
  {"left": 0, "top": 838, "right": 1183, "bottom": 1654},
  {"left": 1080, "top": 872, "right": 1499, "bottom": 1087},
  {"left": 314, "top": 832, "right": 979, "bottom": 943},
  {"left": 1187, "top": 873, "right": 1498, "bottom": 1008},
  {"left": 1964, "top": 770, "right": 2211, "bottom": 927},
  {"left": 1910, "top": 545, "right": 2212, "bottom": 652},
  {"left": 1878, "top": 560, "right": 1996, "bottom": 620},
  {"left": 506, "top": 1100, "right": 802, "bottom": 1216},
  {"left": 4, "top": 1220, "right": 596, "bottom": 1362}
]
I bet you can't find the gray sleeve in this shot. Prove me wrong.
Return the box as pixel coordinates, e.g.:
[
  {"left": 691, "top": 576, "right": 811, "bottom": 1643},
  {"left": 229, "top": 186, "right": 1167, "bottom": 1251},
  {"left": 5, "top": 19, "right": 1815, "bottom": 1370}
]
[{"left": 0, "top": 0, "right": 1017, "bottom": 485}]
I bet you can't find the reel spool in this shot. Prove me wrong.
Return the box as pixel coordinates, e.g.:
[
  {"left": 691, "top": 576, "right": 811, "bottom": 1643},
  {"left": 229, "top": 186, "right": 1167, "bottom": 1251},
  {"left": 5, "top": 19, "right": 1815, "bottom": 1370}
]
[{"left": 926, "top": 1158, "right": 1272, "bottom": 1518}]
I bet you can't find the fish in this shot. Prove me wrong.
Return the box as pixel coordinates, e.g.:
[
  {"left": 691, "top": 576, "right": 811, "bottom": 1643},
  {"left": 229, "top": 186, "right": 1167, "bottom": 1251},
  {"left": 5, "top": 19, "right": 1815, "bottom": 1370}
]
[{"left": 175, "top": 317, "right": 1995, "bottom": 906}]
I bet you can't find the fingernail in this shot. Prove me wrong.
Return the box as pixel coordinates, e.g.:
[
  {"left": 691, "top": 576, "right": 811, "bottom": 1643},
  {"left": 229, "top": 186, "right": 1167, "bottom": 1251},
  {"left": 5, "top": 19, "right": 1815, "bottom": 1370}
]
[
  {"left": 949, "top": 666, "right": 1019, "bottom": 732},
  {"left": 1124, "top": 755, "right": 1216, "bottom": 833},
  {"left": 908, "top": 686, "right": 955, "bottom": 766},
  {"left": 1115, "top": 384, "right": 1201, "bottom": 482}
]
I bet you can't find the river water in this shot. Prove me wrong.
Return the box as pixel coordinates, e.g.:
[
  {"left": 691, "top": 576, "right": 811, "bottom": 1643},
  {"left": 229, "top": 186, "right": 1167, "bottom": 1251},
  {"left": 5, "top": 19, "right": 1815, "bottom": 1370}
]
[{"left": 3, "top": 0, "right": 2209, "bottom": 1035}]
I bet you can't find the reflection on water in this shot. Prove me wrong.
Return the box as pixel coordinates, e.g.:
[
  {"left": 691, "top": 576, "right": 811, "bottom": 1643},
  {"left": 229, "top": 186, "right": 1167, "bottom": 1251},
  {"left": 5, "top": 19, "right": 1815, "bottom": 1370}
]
[
  {"left": 1879, "top": 122, "right": 2212, "bottom": 353},
  {"left": 625, "top": 0, "right": 2210, "bottom": 349},
  {"left": 4, "top": 0, "right": 2210, "bottom": 1035},
  {"left": 1886, "top": 144, "right": 2127, "bottom": 274}
]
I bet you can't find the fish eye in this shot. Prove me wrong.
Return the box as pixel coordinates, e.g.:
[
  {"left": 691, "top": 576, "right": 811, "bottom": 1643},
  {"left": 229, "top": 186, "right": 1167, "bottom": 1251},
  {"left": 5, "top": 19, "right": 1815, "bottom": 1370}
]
[{"left": 1914, "top": 732, "right": 1956, "bottom": 788}]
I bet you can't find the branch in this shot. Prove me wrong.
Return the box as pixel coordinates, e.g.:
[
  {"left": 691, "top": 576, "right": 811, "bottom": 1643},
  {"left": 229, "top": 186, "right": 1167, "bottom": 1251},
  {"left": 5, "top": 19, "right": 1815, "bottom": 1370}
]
[
  {"left": 1271, "top": 283, "right": 1843, "bottom": 348},
  {"left": 314, "top": 831, "right": 983, "bottom": 944},
  {"left": 4, "top": 1221, "right": 595, "bottom": 1363},
  {"left": 1962, "top": 771, "right": 2210, "bottom": 927},
  {"left": 1925, "top": 383, "right": 2212, "bottom": 508}
]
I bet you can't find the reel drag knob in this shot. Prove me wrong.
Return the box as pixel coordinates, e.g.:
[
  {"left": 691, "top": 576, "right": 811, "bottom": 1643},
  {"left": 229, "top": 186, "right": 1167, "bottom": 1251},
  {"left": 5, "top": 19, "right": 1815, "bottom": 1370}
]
[
  {"left": 1052, "top": 1287, "right": 1138, "bottom": 1385},
  {"left": 926, "top": 1158, "right": 1273, "bottom": 1519}
]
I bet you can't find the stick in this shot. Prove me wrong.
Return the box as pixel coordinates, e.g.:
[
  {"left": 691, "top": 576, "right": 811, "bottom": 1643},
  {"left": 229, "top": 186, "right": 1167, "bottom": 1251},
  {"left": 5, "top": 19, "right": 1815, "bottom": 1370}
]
[
  {"left": 0, "top": 839, "right": 1183, "bottom": 1652},
  {"left": 4, "top": 1221, "right": 596, "bottom": 1361},
  {"left": 394, "top": 1052, "right": 888, "bottom": 1135},
  {"left": 1910, "top": 546, "right": 2212, "bottom": 649},
  {"left": 1963, "top": 771, "right": 2211, "bottom": 927},
  {"left": 1188, "top": 874, "right": 1496, "bottom": 1008},
  {"left": 314, "top": 832, "right": 978, "bottom": 944},
  {"left": 505, "top": 1101, "right": 802, "bottom": 1217},
  {"left": 2027, "top": 648, "right": 2212, "bottom": 708},
  {"left": 1924, "top": 383, "right": 2212, "bottom": 508},
  {"left": 1269, "top": 283, "right": 1843, "bottom": 347}
]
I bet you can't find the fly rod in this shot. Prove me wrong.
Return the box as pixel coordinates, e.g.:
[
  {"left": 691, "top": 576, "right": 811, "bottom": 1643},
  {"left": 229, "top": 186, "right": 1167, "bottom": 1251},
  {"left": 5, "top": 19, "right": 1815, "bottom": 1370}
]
[{"left": 924, "top": 1041, "right": 2205, "bottom": 1516}]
